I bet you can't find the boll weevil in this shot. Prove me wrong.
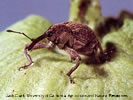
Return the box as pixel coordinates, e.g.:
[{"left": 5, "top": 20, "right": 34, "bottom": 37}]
[{"left": 7, "top": 21, "right": 103, "bottom": 83}]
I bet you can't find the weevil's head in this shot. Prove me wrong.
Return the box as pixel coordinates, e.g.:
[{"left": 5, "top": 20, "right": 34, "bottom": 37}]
[
  {"left": 46, "top": 24, "right": 72, "bottom": 45},
  {"left": 46, "top": 25, "right": 59, "bottom": 43}
]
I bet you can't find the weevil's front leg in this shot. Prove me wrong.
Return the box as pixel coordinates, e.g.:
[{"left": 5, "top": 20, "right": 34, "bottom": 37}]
[
  {"left": 19, "top": 42, "right": 54, "bottom": 70},
  {"left": 19, "top": 45, "right": 34, "bottom": 70},
  {"left": 66, "top": 47, "right": 81, "bottom": 84}
]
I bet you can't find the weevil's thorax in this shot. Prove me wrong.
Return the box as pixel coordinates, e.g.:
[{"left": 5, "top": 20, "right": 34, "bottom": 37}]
[{"left": 46, "top": 24, "right": 74, "bottom": 49}]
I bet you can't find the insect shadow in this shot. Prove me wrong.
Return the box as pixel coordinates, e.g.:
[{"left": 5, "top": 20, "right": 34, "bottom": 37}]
[
  {"left": 84, "top": 42, "right": 117, "bottom": 65},
  {"left": 31, "top": 50, "right": 68, "bottom": 67},
  {"left": 82, "top": 42, "right": 117, "bottom": 77}
]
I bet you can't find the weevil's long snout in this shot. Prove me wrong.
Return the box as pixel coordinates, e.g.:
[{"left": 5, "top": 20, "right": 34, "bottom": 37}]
[{"left": 28, "top": 32, "right": 48, "bottom": 50}]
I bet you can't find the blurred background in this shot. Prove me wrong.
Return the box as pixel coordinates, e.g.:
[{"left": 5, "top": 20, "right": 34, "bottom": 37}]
[{"left": 0, "top": 0, "right": 133, "bottom": 31}]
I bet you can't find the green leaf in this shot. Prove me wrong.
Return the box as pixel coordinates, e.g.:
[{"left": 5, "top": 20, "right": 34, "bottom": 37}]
[{"left": 0, "top": 15, "right": 133, "bottom": 100}]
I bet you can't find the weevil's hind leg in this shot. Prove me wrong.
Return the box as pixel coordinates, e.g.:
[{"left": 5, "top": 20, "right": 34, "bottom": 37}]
[
  {"left": 66, "top": 47, "right": 81, "bottom": 84},
  {"left": 94, "top": 49, "right": 101, "bottom": 64},
  {"left": 67, "top": 57, "right": 80, "bottom": 84},
  {"left": 95, "top": 42, "right": 104, "bottom": 63},
  {"left": 19, "top": 42, "right": 55, "bottom": 71}
]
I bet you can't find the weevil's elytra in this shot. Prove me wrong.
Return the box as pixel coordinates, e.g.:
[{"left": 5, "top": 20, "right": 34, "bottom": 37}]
[{"left": 7, "top": 21, "right": 103, "bottom": 84}]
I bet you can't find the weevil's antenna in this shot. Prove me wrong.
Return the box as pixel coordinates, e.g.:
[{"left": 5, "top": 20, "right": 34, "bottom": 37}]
[{"left": 7, "top": 30, "right": 33, "bottom": 41}]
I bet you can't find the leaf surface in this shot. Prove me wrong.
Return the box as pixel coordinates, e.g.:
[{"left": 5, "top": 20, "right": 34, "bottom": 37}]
[{"left": 0, "top": 15, "right": 133, "bottom": 100}]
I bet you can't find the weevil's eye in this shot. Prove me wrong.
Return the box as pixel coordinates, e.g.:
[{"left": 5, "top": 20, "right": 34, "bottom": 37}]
[{"left": 47, "top": 32, "right": 53, "bottom": 37}]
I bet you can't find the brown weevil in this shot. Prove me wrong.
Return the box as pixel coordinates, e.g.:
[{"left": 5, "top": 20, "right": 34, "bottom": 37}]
[{"left": 7, "top": 21, "right": 103, "bottom": 83}]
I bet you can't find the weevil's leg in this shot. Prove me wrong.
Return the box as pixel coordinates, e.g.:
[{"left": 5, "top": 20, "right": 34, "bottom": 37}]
[
  {"left": 94, "top": 49, "right": 101, "bottom": 63},
  {"left": 30, "top": 42, "right": 55, "bottom": 50},
  {"left": 19, "top": 45, "right": 34, "bottom": 71},
  {"left": 19, "top": 42, "right": 55, "bottom": 70},
  {"left": 66, "top": 47, "right": 81, "bottom": 84}
]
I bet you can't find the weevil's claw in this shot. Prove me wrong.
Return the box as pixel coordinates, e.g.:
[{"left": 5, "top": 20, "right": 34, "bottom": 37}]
[
  {"left": 18, "top": 66, "right": 25, "bottom": 71},
  {"left": 18, "top": 65, "right": 29, "bottom": 71},
  {"left": 70, "top": 79, "right": 75, "bottom": 84},
  {"left": 18, "top": 62, "right": 34, "bottom": 71},
  {"left": 67, "top": 74, "right": 75, "bottom": 84}
]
